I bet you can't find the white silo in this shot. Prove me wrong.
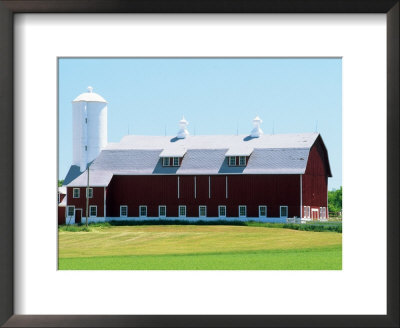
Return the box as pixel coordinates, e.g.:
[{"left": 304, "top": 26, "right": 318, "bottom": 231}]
[{"left": 72, "top": 86, "right": 108, "bottom": 172}]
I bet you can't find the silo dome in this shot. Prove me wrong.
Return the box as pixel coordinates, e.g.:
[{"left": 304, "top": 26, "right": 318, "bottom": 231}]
[
  {"left": 73, "top": 86, "right": 107, "bottom": 103},
  {"left": 72, "top": 86, "right": 108, "bottom": 172}
]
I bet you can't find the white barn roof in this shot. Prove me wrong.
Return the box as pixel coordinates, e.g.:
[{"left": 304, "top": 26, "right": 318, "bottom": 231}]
[{"left": 67, "top": 132, "right": 322, "bottom": 187}]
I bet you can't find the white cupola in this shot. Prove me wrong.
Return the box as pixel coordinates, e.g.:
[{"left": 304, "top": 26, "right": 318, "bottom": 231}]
[
  {"left": 72, "top": 86, "right": 108, "bottom": 172},
  {"left": 176, "top": 116, "right": 189, "bottom": 139},
  {"left": 250, "top": 115, "right": 263, "bottom": 138}
]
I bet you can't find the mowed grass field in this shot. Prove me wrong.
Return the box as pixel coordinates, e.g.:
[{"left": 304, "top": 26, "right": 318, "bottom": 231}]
[{"left": 58, "top": 225, "right": 342, "bottom": 270}]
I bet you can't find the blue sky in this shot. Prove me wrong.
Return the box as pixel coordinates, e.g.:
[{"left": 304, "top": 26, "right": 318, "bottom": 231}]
[{"left": 58, "top": 58, "right": 342, "bottom": 190}]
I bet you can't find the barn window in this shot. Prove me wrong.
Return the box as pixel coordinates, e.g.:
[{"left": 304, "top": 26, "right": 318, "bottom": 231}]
[
  {"left": 86, "top": 188, "right": 93, "bottom": 198},
  {"left": 259, "top": 206, "right": 267, "bottom": 218},
  {"left": 67, "top": 206, "right": 74, "bottom": 217},
  {"left": 73, "top": 188, "right": 80, "bottom": 198},
  {"left": 228, "top": 156, "right": 236, "bottom": 166},
  {"left": 89, "top": 205, "right": 97, "bottom": 217},
  {"left": 159, "top": 205, "right": 166, "bottom": 218},
  {"left": 120, "top": 206, "right": 128, "bottom": 217},
  {"left": 218, "top": 206, "right": 226, "bottom": 218},
  {"left": 320, "top": 207, "right": 326, "bottom": 219},
  {"left": 179, "top": 205, "right": 186, "bottom": 217},
  {"left": 162, "top": 157, "right": 170, "bottom": 166},
  {"left": 199, "top": 206, "right": 207, "bottom": 217},
  {"left": 139, "top": 206, "right": 147, "bottom": 217},
  {"left": 239, "top": 205, "right": 246, "bottom": 217},
  {"left": 239, "top": 156, "right": 246, "bottom": 166},
  {"left": 304, "top": 206, "right": 310, "bottom": 218},
  {"left": 173, "top": 157, "right": 180, "bottom": 166},
  {"left": 280, "top": 206, "right": 288, "bottom": 218}
]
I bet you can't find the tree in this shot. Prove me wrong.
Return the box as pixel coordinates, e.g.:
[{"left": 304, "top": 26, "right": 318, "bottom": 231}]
[
  {"left": 58, "top": 180, "right": 64, "bottom": 187},
  {"left": 328, "top": 186, "right": 342, "bottom": 214}
]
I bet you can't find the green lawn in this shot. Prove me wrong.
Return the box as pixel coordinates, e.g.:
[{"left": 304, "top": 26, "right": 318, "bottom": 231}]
[{"left": 58, "top": 225, "right": 342, "bottom": 270}]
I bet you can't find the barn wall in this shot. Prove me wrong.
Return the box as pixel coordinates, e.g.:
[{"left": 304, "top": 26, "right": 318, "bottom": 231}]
[
  {"left": 302, "top": 138, "right": 329, "bottom": 217},
  {"left": 58, "top": 206, "right": 65, "bottom": 225},
  {"left": 66, "top": 186, "right": 105, "bottom": 219},
  {"left": 106, "top": 174, "right": 301, "bottom": 218}
]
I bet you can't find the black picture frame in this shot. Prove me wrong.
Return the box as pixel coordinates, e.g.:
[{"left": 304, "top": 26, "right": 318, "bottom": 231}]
[{"left": 0, "top": 1, "right": 398, "bottom": 327}]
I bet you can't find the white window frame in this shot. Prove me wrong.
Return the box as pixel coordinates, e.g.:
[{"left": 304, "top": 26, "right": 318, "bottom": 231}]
[
  {"left": 178, "top": 205, "right": 186, "bottom": 217},
  {"left": 218, "top": 205, "right": 226, "bottom": 218},
  {"left": 162, "top": 157, "right": 170, "bottom": 166},
  {"left": 158, "top": 205, "right": 166, "bottom": 218},
  {"left": 239, "top": 156, "right": 246, "bottom": 166},
  {"left": 139, "top": 205, "right": 147, "bottom": 217},
  {"left": 320, "top": 207, "right": 326, "bottom": 219},
  {"left": 73, "top": 188, "right": 80, "bottom": 198},
  {"left": 199, "top": 205, "right": 207, "bottom": 218},
  {"left": 86, "top": 187, "right": 93, "bottom": 198},
  {"left": 280, "top": 206, "right": 288, "bottom": 218},
  {"left": 173, "top": 157, "right": 180, "bottom": 167},
  {"left": 228, "top": 156, "right": 236, "bottom": 166},
  {"left": 304, "top": 206, "right": 310, "bottom": 219},
  {"left": 239, "top": 205, "right": 247, "bottom": 217},
  {"left": 120, "top": 205, "right": 128, "bottom": 217},
  {"left": 67, "top": 206, "right": 75, "bottom": 217},
  {"left": 258, "top": 205, "right": 267, "bottom": 218},
  {"left": 89, "top": 205, "right": 97, "bottom": 217}
]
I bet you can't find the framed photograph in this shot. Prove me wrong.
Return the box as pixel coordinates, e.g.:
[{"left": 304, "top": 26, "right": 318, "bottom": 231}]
[{"left": 0, "top": 1, "right": 398, "bottom": 327}]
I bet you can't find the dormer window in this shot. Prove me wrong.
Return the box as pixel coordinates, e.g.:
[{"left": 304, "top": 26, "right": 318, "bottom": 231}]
[
  {"left": 162, "top": 157, "right": 181, "bottom": 167},
  {"left": 163, "top": 157, "right": 170, "bottom": 166},
  {"left": 239, "top": 156, "right": 246, "bottom": 166},
  {"left": 228, "top": 156, "right": 248, "bottom": 167},
  {"left": 229, "top": 156, "right": 236, "bottom": 166}
]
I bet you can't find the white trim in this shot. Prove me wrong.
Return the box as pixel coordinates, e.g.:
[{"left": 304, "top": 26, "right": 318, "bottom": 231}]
[
  {"left": 300, "top": 174, "right": 303, "bottom": 218},
  {"left": 177, "top": 176, "right": 180, "bottom": 199},
  {"left": 228, "top": 156, "right": 236, "bottom": 166},
  {"left": 238, "top": 205, "right": 246, "bottom": 217},
  {"left": 258, "top": 205, "right": 267, "bottom": 218},
  {"left": 89, "top": 205, "right": 97, "bottom": 217},
  {"left": 158, "top": 205, "right": 166, "bottom": 218},
  {"left": 218, "top": 205, "right": 226, "bottom": 218},
  {"left": 120, "top": 205, "right": 128, "bottom": 217},
  {"left": 303, "top": 206, "right": 311, "bottom": 219},
  {"left": 199, "top": 205, "right": 207, "bottom": 218},
  {"left": 162, "top": 157, "right": 170, "bottom": 166},
  {"left": 178, "top": 205, "right": 186, "bottom": 217},
  {"left": 280, "top": 205, "right": 288, "bottom": 218},
  {"left": 239, "top": 156, "right": 246, "bottom": 166},
  {"left": 172, "top": 157, "right": 179, "bottom": 167},
  {"left": 66, "top": 205, "right": 75, "bottom": 217},
  {"left": 73, "top": 188, "right": 80, "bottom": 198},
  {"left": 311, "top": 208, "right": 319, "bottom": 220},
  {"left": 139, "top": 205, "right": 147, "bottom": 217}
]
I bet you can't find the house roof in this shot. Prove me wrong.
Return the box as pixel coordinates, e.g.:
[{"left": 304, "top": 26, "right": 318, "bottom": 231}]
[{"left": 67, "top": 132, "right": 328, "bottom": 187}]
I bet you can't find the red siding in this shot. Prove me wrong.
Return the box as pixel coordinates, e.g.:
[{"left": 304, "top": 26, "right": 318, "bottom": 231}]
[
  {"left": 105, "top": 174, "right": 301, "bottom": 218},
  {"left": 66, "top": 186, "right": 105, "bottom": 217},
  {"left": 58, "top": 206, "right": 65, "bottom": 225},
  {"left": 302, "top": 138, "right": 329, "bottom": 217}
]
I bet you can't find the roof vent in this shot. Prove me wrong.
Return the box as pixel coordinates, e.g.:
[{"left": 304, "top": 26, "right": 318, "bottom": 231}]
[
  {"left": 250, "top": 115, "right": 263, "bottom": 138},
  {"left": 176, "top": 116, "right": 189, "bottom": 139}
]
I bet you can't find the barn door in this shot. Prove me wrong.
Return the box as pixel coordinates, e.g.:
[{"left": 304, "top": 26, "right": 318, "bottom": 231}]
[
  {"left": 75, "top": 209, "right": 82, "bottom": 224},
  {"left": 311, "top": 209, "right": 319, "bottom": 221}
]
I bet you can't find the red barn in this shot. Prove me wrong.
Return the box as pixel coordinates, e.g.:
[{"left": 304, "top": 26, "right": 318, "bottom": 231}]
[{"left": 61, "top": 129, "right": 331, "bottom": 224}]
